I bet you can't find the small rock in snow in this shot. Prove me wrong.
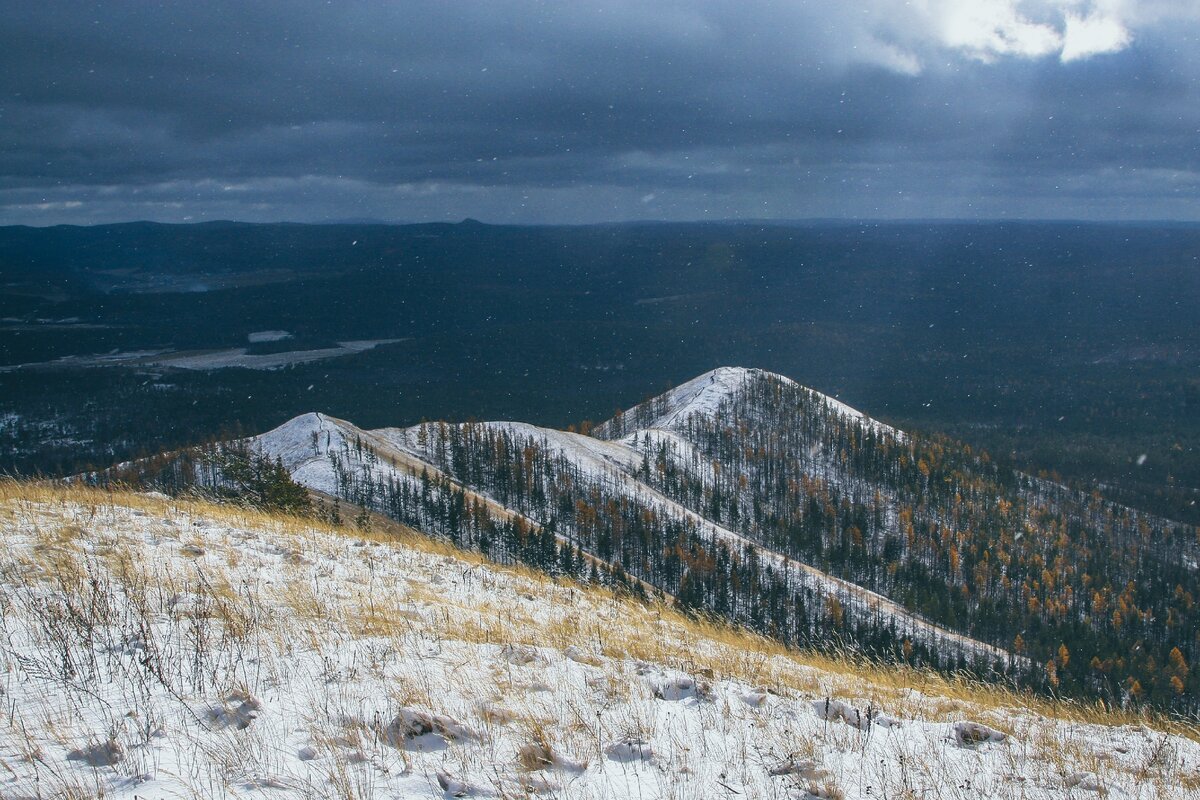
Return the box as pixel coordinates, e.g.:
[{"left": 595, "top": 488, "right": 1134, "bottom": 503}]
[
  {"left": 500, "top": 643, "right": 545, "bottom": 666},
  {"left": 436, "top": 770, "right": 472, "bottom": 796},
  {"left": 651, "top": 673, "right": 711, "bottom": 702},
  {"left": 605, "top": 738, "right": 653, "bottom": 762},
  {"left": 768, "top": 758, "right": 829, "bottom": 781},
  {"left": 1065, "top": 771, "right": 1104, "bottom": 792},
  {"left": 66, "top": 738, "right": 125, "bottom": 767},
  {"left": 952, "top": 720, "right": 1007, "bottom": 747},
  {"left": 812, "top": 698, "right": 872, "bottom": 730}
]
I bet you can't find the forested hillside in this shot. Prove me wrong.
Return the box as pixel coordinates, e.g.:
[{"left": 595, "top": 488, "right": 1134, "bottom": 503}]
[
  {"left": 107, "top": 367, "right": 1199, "bottom": 714},
  {"left": 595, "top": 369, "right": 1199, "bottom": 711}
]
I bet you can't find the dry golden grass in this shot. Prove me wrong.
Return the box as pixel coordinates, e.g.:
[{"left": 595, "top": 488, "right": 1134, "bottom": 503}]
[{"left": 2, "top": 475, "right": 1196, "bottom": 754}]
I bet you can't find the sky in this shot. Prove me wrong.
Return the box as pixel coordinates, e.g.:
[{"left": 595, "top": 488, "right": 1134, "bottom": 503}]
[{"left": 2, "top": 1, "right": 1199, "bottom": 225}]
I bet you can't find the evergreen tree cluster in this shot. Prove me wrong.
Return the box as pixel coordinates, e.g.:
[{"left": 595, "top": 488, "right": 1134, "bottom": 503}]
[{"left": 97, "top": 440, "right": 312, "bottom": 516}]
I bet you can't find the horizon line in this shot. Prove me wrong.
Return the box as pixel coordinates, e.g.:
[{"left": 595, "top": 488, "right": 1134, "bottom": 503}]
[{"left": 4, "top": 216, "right": 1200, "bottom": 230}]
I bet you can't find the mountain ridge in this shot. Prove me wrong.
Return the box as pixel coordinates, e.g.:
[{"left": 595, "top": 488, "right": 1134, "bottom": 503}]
[
  {"left": 253, "top": 399, "right": 983, "bottom": 657},
  {"left": 105, "top": 366, "right": 1200, "bottom": 712}
]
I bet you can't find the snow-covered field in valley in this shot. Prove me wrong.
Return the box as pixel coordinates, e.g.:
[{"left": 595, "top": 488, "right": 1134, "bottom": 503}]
[
  {"left": 1, "top": 486, "right": 1196, "bottom": 799},
  {"left": 146, "top": 339, "right": 405, "bottom": 371}
]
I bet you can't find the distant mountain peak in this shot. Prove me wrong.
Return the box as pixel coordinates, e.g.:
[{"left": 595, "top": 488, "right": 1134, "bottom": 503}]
[{"left": 593, "top": 366, "right": 897, "bottom": 440}]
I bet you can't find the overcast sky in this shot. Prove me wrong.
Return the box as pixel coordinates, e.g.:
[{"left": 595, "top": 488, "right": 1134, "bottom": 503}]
[{"left": 2, "top": 1, "right": 1199, "bottom": 225}]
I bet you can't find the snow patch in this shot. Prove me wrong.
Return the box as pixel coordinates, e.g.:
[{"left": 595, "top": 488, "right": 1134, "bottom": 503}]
[
  {"left": 147, "top": 339, "right": 404, "bottom": 370},
  {"left": 248, "top": 330, "right": 293, "bottom": 343}
]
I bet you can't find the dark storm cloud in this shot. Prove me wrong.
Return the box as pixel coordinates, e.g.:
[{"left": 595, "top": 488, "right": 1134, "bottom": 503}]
[{"left": 2, "top": 1, "right": 1199, "bottom": 223}]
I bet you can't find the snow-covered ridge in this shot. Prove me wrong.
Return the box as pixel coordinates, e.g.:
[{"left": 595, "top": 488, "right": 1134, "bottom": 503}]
[
  {"left": 2, "top": 489, "right": 1194, "bottom": 800},
  {"left": 245, "top": 395, "right": 1004, "bottom": 664},
  {"left": 644, "top": 366, "right": 760, "bottom": 429},
  {"left": 381, "top": 420, "right": 645, "bottom": 475}
]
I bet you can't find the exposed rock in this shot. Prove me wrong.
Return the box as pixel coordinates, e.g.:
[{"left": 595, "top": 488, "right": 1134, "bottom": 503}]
[
  {"left": 768, "top": 758, "right": 830, "bottom": 781},
  {"left": 385, "top": 707, "right": 481, "bottom": 748},
  {"left": 500, "top": 643, "right": 545, "bottom": 666},
  {"left": 952, "top": 720, "right": 1007, "bottom": 747},
  {"left": 66, "top": 738, "right": 125, "bottom": 767},
  {"left": 207, "top": 692, "right": 263, "bottom": 730},
  {"left": 605, "top": 738, "right": 654, "bottom": 762},
  {"left": 812, "top": 698, "right": 873, "bottom": 731}
]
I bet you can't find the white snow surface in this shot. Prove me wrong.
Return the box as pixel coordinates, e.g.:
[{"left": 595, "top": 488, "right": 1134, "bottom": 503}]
[
  {"left": 146, "top": 339, "right": 404, "bottom": 371},
  {"left": 0, "top": 349, "right": 172, "bottom": 372},
  {"left": 2, "top": 493, "right": 1196, "bottom": 799},
  {"left": 0, "top": 340, "right": 403, "bottom": 372},
  {"left": 247, "top": 330, "right": 293, "bottom": 343}
]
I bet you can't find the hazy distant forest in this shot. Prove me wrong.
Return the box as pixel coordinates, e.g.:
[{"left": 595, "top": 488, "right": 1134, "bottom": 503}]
[{"left": 2, "top": 220, "right": 1198, "bottom": 525}]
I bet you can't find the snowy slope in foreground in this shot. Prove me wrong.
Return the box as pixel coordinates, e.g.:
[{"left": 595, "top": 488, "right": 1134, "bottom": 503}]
[{"left": 2, "top": 490, "right": 1196, "bottom": 799}]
